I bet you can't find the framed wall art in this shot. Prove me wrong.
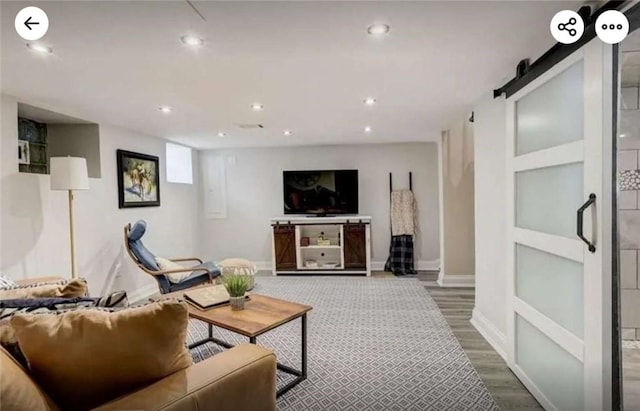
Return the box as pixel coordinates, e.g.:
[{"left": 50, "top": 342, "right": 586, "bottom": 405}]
[{"left": 117, "top": 149, "right": 160, "bottom": 208}]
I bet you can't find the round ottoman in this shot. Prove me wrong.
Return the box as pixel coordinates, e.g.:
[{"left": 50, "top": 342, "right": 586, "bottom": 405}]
[{"left": 217, "top": 258, "right": 257, "bottom": 290}]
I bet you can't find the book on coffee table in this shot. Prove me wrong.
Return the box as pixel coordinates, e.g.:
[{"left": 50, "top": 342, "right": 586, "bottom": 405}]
[{"left": 183, "top": 284, "right": 249, "bottom": 310}]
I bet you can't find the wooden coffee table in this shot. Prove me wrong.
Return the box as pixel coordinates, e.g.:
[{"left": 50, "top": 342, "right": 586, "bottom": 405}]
[{"left": 155, "top": 290, "right": 312, "bottom": 397}]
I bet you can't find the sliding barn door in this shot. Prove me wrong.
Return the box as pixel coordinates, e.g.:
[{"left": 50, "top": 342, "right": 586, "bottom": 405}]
[{"left": 506, "top": 38, "right": 613, "bottom": 410}]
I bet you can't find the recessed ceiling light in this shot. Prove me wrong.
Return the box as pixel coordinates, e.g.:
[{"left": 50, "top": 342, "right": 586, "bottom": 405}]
[
  {"left": 284, "top": 130, "right": 292, "bottom": 136},
  {"left": 181, "top": 35, "right": 204, "bottom": 47},
  {"left": 364, "top": 126, "right": 372, "bottom": 133},
  {"left": 367, "top": 24, "right": 390, "bottom": 35},
  {"left": 251, "top": 103, "right": 264, "bottom": 111},
  {"left": 158, "top": 106, "right": 172, "bottom": 113},
  {"left": 217, "top": 132, "right": 226, "bottom": 137},
  {"left": 364, "top": 97, "right": 377, "bottom": 106},
  {"left": 26, "top": 43, "right": 52, "bottom": 54}
]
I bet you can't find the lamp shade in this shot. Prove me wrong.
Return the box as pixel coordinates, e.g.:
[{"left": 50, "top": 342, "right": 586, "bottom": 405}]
[{"left": 50, "top": 157, "right": 89, "bottom": 191}]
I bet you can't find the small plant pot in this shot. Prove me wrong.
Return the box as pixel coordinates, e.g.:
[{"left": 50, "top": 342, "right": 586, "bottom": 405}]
[{"left": 230, "top": 296, "right": 245, "bottom": 311}]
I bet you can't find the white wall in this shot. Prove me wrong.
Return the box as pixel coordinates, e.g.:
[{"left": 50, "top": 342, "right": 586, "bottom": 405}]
[
  {"left": 48, "top": 124, "right": 102, "bottom": 178},
  {"left": 1, "top": 94, "right": 200, "bottom": 299},
  {"left": 199, "top": 143, "right": 440, "bottom": 269},
  {"left": 470, "top": 92, "right": 508, "bottom": 358}
]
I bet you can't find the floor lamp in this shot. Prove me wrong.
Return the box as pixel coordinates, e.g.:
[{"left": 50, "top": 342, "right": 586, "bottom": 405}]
[{"left": 50, "top": 157, "right": 89, "bottom": 279}]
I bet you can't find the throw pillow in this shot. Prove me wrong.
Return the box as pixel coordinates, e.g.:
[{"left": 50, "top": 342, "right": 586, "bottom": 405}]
[
  {"left": 0, "top": 291, "right": 129, "bottom": 368},
  {"left": 11, "top": 300, "right": 192, "bottom": 411},
  {"left": 0, "top": 301, "right": 100, "bottom": 369},
  {"left": 155, "top": 257, "right": 191, "bottom": 284},
  {"left": 0, "top": 278, "right": 87, "bottom": 300},
  {"left": 0, "top": 276, "right": 16, "bottom": 289}
]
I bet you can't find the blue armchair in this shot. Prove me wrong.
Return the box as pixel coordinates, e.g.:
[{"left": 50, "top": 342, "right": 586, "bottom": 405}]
[{"left": 124, "top": 220, "right": 220, "bottom": 294}]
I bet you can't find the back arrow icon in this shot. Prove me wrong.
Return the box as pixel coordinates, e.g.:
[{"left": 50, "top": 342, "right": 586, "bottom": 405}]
[{"left": 24, "top": 16, "right": 39, "bottom": 30}]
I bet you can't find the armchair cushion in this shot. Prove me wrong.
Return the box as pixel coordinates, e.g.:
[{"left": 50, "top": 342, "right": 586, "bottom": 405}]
[
  {"left": 162, "top": 271, "right": 212, "bottom": 294},
  {"left": 11, "top": 300, "right": 192, "bottom": 411},
  {"left": 191, "top": 261, "right": 220, "bottom": 277},
  {"left": 155, "top": 257, "right": 191, "bottom": 284},
  {"left": 127, "top": 221, "right": 159, "bottom": 271},
  {"left": 154, "top": 261, "right": 220, "bottom": 294},
  {"left": 128, "top": 220, "right": 147, "bottom": 241}
]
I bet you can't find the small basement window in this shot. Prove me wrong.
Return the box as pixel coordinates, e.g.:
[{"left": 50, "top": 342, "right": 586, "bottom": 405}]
[{"left": 166, "top": 142, "right": 193, "bottom": 184}]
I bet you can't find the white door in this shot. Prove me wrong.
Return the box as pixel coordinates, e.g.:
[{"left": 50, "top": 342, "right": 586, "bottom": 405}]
[{"left": 506, "top": 39, "right": 613, "bottom": 411}]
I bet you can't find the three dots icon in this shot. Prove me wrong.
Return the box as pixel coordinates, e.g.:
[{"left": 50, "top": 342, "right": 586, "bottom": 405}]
[{"left": 601, "top": 23, "right": 624, "bottom": 31}]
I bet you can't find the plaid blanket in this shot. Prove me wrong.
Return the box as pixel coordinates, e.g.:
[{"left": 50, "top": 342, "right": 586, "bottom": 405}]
[{"left": 384, "top": 235, "right": 417, "bottom": 276}]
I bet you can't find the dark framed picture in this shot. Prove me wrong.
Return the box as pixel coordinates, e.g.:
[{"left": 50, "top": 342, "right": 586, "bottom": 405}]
[{"left": 117, "top": 149, "right": 160, "bottom": 208}]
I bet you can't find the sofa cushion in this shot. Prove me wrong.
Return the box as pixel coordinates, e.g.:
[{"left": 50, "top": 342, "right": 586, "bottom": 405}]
[
  {"left": 0, "top": 346, "right": 58, "bottom": 411},
  {"left": 11, "top": 300, "right": 192, "bottom": 411},
  {"left": 0, "top": 278, "right": 87, "bottom": 300},
  {"left": 155, "top": 257, "right": 191, "bottom": 284}
]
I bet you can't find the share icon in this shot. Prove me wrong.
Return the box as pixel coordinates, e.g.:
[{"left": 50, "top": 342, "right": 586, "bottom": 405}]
[
  {"left": 558, "top": 17, "right": 578, "bottom": 37},
  {"left": 550, "top": 10, "right": 584, "bottom": 45}
]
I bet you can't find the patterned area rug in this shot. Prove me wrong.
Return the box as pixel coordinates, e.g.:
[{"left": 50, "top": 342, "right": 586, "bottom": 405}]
[{"left": 187, "top": 277, "right": 498, "bottom": 410}]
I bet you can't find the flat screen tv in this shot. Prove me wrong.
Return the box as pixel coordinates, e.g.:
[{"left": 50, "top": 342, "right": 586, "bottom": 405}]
[{"left": 283, "top": 170, "right": 358, "bottom": 215}]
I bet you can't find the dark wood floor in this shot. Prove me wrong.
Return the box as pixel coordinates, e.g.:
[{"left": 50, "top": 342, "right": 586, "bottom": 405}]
[{"left": 415, "top": 272, "right": 543, "bottom": 410}]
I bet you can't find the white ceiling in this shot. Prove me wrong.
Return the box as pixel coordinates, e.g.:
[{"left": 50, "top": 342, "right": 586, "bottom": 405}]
[{"left": 1, "top": 1, "right": 573, "bottom": 149}]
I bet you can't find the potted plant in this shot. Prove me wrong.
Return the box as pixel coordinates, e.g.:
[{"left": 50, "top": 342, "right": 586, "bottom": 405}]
[{"left": 223, "top": 275, "right": 249, "bottom": 310}]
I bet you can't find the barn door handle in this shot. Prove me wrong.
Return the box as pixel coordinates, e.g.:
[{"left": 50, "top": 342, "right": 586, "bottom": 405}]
[{"left": 577, "top": 193, "right": 596, "bottom": 253}]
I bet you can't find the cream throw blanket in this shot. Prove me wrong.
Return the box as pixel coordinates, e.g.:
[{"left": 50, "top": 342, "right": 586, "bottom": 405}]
[{"left": 390, "top": 190, "right": 417, "bottom": 236}]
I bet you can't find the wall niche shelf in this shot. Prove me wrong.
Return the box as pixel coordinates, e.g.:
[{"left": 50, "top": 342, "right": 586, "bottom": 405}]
[{"left": 17, "top": 103, "right": 102, "bottom": 178}]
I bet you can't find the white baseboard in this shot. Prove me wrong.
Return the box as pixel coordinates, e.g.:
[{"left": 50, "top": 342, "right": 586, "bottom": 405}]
[
  {"left": 255, "top": 259, "right": 440, "bottom": 273},
  {"left": 254, "top": 261, "right": 273, "bottom": 271},
  {"left": 436, "top": 273, "right": 475, "bottom": 287},
  {"left": 128, "top": 283, "right": 158, "bottom": 304},
  {"left": 470, "top": 308, "right": 507, "bottom": 361},
  {"left": 371, "top": 259, "right": 440, "bottom": 271}
]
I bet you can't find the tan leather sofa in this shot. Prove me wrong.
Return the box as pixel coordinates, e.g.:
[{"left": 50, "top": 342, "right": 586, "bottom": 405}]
[{"left": 2, "top": 343, "right": 277, "bottom": 411}]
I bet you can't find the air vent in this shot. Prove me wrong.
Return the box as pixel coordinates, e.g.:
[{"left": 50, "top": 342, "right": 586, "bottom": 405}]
[{"left": 236, "top": 124, "right": 264, "bottom": 129}]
